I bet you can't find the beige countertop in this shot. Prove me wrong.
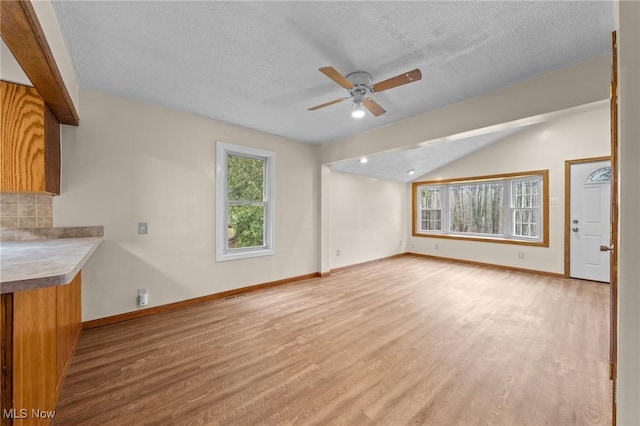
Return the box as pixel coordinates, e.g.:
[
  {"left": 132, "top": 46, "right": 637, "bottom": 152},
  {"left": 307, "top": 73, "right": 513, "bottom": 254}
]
[{"left": 0, "top": 227, "right": 103, "bottom": 294}]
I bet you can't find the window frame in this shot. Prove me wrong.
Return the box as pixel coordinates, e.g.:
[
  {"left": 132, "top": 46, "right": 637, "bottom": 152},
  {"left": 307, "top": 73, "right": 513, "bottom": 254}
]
[
  {"left": 510, "top": 175, "right": 543, "bottom": 239},
  {"left": 412, "top": 170, "right": 549, "bottom": 247},
  {"left": 446, "top": 179, "right": 507, "bottom": 238},
  {"left": 216, "top": 141, "right": 276, "bottom": 262},
  {"left": 418, "top": 185, "right": 444, "bottom": 232}
]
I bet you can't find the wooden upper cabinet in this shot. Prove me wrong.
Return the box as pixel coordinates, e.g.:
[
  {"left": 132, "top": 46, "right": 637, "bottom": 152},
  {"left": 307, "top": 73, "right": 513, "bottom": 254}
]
[{"left": 1, "top": 81, "right": 60, "bottom": 195}]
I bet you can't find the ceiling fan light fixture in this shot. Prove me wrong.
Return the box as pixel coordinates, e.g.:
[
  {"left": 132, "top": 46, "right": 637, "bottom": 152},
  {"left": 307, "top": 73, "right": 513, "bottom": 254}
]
[
  {"left": 407, "top": 169, "right": 415, "bottom": 175},
  {"left": 351, "top": 102, "right": 365, "bottom": 118}
]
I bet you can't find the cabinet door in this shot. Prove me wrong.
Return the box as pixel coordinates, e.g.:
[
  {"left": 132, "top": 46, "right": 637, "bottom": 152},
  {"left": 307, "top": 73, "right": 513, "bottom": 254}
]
[
  {"left": 1, "top": 294, "right": 14, "bottom": 426},
  {"left": 56, "top": 272, "right": 81, "bottom": 383},
  {"left": 0, "top": 81, "right": 60, "bottom": 194},
  {"left": 12, "top": 286, "right": 57, "bottom": 425}
]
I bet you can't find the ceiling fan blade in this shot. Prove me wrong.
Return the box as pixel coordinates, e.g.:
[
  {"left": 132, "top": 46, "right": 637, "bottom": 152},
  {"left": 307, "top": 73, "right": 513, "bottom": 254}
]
[
  {"left": 363, "top": 98, "right": 386, "bottom": 117},
  {"left": 307, "top": 97, "right": 349, "bottom": 111},
  {"left": 319, "top": 67, "right": 354, "bottom": 90},
  {"left": 372, "top": 68, "right": 422, "bottom": 93}
]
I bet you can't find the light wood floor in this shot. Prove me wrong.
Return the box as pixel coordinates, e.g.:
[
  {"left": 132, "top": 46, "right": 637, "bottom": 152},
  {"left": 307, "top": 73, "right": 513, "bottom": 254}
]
[{"left": 53, "top": 255, "right": 611, "bottom": 425}]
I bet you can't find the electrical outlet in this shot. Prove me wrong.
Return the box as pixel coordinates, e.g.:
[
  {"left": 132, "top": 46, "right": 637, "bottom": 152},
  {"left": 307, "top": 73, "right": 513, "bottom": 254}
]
[
  {"left": 518, "top": 252, "right": 525, "bottom": 259},
  {"left": 434, "top": 243, "right": 439, "bottom": 249},
  {"left": 336, "top": 249, "right": 341, "bottom": 257},
  {"left": 411, "top": 243, "right": 415, "bottom": 249},
  {"left": 138, "top": 288, "right": 149, "bottom": 306},
  {"left": 138, "top": 222, "right": 148, "bottom": 234}
]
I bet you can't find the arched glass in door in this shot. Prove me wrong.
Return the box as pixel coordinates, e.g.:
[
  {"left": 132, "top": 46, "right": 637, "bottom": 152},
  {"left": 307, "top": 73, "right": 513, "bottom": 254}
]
[{"left": 585, "top": 167, "right": 611, "bottom": 184}]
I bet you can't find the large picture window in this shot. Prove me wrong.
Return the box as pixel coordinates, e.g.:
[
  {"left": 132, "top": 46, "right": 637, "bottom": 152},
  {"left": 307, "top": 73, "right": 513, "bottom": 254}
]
[
  {"left": 216, "top": 142, "right": 275, "bottom": 261},
  {"left": 413, "top": 171, "right": 548, "bottom": 246}
]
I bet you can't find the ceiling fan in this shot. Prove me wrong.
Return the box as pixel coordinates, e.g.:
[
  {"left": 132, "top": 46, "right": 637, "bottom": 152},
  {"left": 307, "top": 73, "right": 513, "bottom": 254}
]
[{"left": 308, "top": 66, "right": 422, "bottom": 118}]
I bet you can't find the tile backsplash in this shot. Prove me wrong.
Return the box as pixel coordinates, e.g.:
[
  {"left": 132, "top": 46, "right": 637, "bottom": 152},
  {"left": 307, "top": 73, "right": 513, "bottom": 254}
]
[{"left": 0, "top": 193, "right": 53, "bottom": 229}]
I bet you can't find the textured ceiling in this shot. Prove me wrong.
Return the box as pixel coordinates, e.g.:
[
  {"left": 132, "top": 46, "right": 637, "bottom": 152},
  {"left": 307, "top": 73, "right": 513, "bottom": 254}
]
[
  {"left": 330, "top": 126, "right": 525, "bottom": 182},
  {"left": 52, "top": 1, "right": 613, "bottom": 146}
]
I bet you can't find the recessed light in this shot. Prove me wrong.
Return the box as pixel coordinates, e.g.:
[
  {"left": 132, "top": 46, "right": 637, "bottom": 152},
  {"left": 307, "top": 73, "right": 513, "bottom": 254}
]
[
  {"left": 407, "top": 169, "right": 415, "bottom": 175},
  {"left": 360, "top": 157, "right": 368, "bottom": 164}
]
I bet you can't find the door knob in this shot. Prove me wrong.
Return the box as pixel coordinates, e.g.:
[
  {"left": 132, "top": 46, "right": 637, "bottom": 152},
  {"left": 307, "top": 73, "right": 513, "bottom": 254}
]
[
  {"left": 572, "top": 227, "right": 579, "bottom": 232},
  {"left": 600, "top": 245, "right": 614, "bottom": 252},
  {"left": 572, "top": 219, "right": 579, "bottom": 224}
]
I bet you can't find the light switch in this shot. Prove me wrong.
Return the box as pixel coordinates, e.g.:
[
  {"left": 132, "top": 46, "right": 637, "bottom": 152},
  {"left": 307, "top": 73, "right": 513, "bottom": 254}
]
[
  {"left": 550, "top": 197, "right": 560, "bottom": 206},
  {"left": 138, "top": 222, "right": 148, "bottom": 234}
]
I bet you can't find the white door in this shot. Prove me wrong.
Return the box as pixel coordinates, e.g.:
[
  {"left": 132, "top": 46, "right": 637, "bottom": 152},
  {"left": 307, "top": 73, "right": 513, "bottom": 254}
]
[{"left": 570, "top": 160, "right": 611, "bottom": 282}]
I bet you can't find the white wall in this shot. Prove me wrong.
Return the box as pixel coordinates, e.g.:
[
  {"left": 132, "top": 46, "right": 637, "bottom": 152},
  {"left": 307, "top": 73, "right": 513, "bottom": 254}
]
[
  {"left": 329, "top": 171, "right": 406, "bottom": 269},
  {"left": 1, "top": 40, "right": 31, "bottom": 85},
  {"left": 408, "top": 104, "right": 610, "bottom": 275},
  {"left": 617, "top": 1, "right": 640, "bottom": 422},
  {"left": 54, "top": 89, "right": 319, "bottom": 321}
]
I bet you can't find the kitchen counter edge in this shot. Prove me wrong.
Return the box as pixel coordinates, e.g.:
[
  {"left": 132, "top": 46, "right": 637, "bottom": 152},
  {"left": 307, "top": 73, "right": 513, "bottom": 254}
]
[{"left": 1, "top": 226, "right": 103, "bottom": 294}]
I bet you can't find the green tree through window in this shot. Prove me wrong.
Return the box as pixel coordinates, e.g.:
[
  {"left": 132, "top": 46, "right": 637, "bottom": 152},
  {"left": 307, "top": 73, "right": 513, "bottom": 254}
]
[{"left": 227, "top": 154, "right": 265, "bottom": 249}]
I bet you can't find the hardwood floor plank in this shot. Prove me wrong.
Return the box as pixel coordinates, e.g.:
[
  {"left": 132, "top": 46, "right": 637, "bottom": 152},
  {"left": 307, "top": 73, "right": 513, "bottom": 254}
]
[{"left": 53, "top": 256, "right": 611, "bottom": 425}]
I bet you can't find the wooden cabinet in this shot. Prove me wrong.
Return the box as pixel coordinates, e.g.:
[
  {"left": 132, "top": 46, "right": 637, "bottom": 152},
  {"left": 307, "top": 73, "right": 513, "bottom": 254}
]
[
  {"left": 55, "top": 275, "right": 82, "bottom": 384},
  {"left": 0, "top": 81, "right": 60, "bottom": 195},
  {"left": 0, "top": 272, "right": 82, "bottom": 426},
  {"left": 11, "top": 286, "right": 57, "bottom": 426}
]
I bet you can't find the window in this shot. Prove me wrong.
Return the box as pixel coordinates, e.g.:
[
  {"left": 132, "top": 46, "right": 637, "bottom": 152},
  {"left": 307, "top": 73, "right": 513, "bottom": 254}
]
[
  {"left": 413, "top": 171, "right": 548, "bottom": 246},
  {"left": 419, "top": 186, "right": 443, "bottom": 231},
  {"left": 216, "top": 142, "right": 275, "bottom": 261},
  {"left": 449, "top": 181, "right": 504, "bottom": 235},
  {"left": 511, "top": 177, "right": 540, "bottom": 238},
  {"left": 585, "top": 167, "right": 611, "bottom": 184}
]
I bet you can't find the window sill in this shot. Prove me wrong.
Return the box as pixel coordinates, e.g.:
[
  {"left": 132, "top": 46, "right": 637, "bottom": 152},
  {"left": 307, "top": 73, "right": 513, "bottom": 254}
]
[
  {"left": 411, "top": 232, "right": 549, "bottom": 247},
  {"left": 216, "top": 247, "right": 275, "bottom": 262}
]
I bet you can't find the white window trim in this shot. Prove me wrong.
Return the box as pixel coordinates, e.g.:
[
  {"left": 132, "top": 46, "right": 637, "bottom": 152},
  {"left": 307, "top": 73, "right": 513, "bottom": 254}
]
[
  {"left": 415, "top": 174, "right": 544, "bottom": 243},
  {"left": 417, "top": 185, "right": 445, "bottom": 234},
  {"left": 216, "top": 141, "right": 276, "bottom": 262}
]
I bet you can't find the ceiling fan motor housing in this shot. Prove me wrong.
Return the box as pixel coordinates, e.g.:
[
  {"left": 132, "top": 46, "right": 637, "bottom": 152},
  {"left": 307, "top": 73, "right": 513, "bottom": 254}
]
[{"left": 346, "top": 71, "right": 373, "bottom": 102}]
